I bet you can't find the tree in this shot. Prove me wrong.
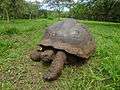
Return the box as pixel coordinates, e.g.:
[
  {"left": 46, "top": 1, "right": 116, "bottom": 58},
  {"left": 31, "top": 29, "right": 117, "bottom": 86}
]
[
  {"left": 69, "top": 0, "right": 120, "bottom": 22},
  {"left": 44, "top": 0, "right": 75, "bottom": 19},
  {"left": 86, "top": 0, "right": 120, "bottom": 21},
  {"left": 0, "top": 0, "right": 40, "bottom": 20},
  {"left": 24, "top": 1, "right": 39, "bottom": 19},
  {"left": 0, "top": 0, "right": 11, "bottom": 22},
  {"left": 0, "top": 0, "right": 26, "bottom": 22},
  {"left": 69, "top": 3, "right": 89, "bottom": 19}
]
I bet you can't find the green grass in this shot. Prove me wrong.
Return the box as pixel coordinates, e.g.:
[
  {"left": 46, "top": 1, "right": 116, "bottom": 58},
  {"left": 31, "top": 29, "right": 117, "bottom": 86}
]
[{"left": 0, "top": 19, "right": 120, "bottom": 90}]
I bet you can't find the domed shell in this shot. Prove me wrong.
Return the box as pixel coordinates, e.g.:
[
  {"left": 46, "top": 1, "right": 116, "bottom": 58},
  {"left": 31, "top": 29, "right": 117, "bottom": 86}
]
[{"left": 40, "top": 19, "right": 96, "bottom": 58}]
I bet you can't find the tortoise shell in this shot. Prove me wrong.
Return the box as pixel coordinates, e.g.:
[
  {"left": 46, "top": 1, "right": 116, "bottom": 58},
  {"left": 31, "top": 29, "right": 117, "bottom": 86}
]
[{"left": 39, "top": 19, "right": 96, "bottom": 58}]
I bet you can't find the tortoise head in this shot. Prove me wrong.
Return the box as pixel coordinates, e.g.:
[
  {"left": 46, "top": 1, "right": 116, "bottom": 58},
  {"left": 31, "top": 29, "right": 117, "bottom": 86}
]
[
  {"left": 30, "top": 46, "right": 55, "bottom": 62},
  {"left": 40, "top": 50, "right": 55, "bottom": 62}
]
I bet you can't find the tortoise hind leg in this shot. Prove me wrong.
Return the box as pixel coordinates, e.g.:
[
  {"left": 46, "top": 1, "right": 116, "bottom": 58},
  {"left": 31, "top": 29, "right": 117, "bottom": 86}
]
[{"left": 43, "top": 51, "right": 66, "bottom": 81}]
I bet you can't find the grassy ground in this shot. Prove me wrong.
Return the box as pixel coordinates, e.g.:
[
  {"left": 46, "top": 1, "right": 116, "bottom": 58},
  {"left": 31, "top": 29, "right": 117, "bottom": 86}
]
[{"left": 0, "top": 19, "right": 120, "bottom": 90}]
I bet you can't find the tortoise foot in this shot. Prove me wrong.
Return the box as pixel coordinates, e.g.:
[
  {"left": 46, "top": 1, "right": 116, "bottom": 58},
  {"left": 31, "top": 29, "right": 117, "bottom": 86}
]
[{"left": 43, "top": 72, "right": 60, "bottom": 81}]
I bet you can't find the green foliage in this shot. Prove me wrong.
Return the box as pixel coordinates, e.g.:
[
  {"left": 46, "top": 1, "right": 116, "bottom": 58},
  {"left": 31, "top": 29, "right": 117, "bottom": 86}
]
[
  {"left": 0, "top": 0, "right": 26, "bottom": 21},
  {"left": 89, "top": 0, "right": 120, "bottom": 21},
  {"left": 23, "top": 2, "right": 39, "bottom": 19},
  {"left": 1, "top": 0, "right": 120, "bottom": 22},
  {"left": 0, "top": 0, "right": 40, "bottom": 21},
  {"left": 69, "top": 0, "right": 120, "bottom": 22},
  {"left": 69, "top": 3, "right": 89, "bottom": 19},
  {"left": 44, "top": 0, "right": 75, "bottom": 18}
]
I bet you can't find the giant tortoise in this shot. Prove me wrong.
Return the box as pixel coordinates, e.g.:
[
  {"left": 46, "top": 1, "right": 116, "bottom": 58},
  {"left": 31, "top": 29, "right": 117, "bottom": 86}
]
[{"left": 30, "top": 18, "right": 96, "bottom": 81}]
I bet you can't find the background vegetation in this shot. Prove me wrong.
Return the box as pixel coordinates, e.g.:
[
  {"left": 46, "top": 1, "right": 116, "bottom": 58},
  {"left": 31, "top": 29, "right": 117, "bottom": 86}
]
[{"left": 0, "top": 0, "right": 120, "bottom": 22}]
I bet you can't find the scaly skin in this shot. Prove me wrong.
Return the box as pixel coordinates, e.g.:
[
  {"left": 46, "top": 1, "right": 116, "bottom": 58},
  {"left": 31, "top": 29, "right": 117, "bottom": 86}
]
[
  {"left": 30, "top": 50, "right": 42, "bottom": 61},
  {"left": 40, "top": 50, "right": 55, "bottom": 63},
  {"left": 30, "top": 50, "right": 54, "bottom": 62},
  {"left": 43, "top": 51, "right": 66, "bottom": 81},
  {"left": 30, "top": 49, "right": 67, "bottom": 81}
]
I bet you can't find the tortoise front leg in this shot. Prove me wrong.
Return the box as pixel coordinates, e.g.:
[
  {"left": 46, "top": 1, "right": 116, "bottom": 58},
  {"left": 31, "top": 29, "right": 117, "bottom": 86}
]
[{"left": 43, "top": 51, "right": 66, "bottom": 81}]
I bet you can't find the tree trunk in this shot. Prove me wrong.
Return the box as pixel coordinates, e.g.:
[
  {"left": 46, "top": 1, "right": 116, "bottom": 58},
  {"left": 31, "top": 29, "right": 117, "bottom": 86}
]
[
  {"left": 29, "top": 13, "right": 32, "bottom": 20},
  {"left": 57, "top": 3, "right": 61, "bottom": 20},
  {"left": 5, "top": 8, "right": 10, "bottom": 23}
]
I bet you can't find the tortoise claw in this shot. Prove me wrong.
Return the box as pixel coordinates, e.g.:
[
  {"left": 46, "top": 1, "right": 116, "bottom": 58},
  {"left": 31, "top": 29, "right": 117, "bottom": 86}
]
[{"left": 43, "top": 73, "right": 58, "bottom": 81}]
